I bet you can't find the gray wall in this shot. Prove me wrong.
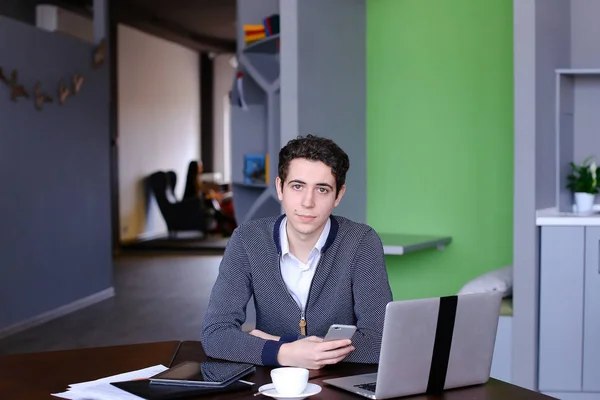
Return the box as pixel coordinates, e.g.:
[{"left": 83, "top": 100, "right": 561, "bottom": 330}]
[
  {"left": 571, "top": 0, "right": 600, "bottom": 68},
  {"left": 0, "top": 15, "right": 112, "bottom": 331},
  {"left": 571, "top": 0, "right": 600, "bottom": 165},
  {"left": 513, "top": 0, "right": 539, "bottom": 389},
  {"left": 535, "top": 0, "right": 571, "bottom": 210},
  {"left": 285, "top": 0, "right": 367, "bottom": 223},
  {"left": 513, "top": 0, "right": 571, "bottom": 390},
  {"left": 573, "top": 77, "right": 600, "bottom": 164}
]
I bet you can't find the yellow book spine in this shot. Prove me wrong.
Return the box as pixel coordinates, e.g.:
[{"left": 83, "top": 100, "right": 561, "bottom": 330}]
[
  {"left": 265, "top": 154, "right": 270, "bottom": 184},
  {"left": 243, "top": 24, "right": 265, "bottom": 32},
  {"left": 245, "top": 33, "right": 266, "bottom": 41}
]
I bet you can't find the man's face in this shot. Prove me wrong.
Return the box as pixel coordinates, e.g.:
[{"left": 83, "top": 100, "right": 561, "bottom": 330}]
[{"left": 276, "top": 158, "right": 346, "bottom": 238}]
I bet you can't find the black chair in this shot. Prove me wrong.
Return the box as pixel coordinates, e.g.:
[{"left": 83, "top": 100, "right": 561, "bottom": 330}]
[
  {"left": 148, "top": 171, "right": 207, "bottom": 237},
  {"left": 179, "top": 161, "right": 237, "bottom": 236},
  {"left": 183, "top": 161, "right": 200, "bottom": 200}
]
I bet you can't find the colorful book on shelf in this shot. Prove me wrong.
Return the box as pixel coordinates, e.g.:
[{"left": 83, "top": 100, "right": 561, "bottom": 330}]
[
  {"left": 242, "top": 14, "right": 280, "bottom": 46},
  {"left": 243, "top": 24, "right": 265, "bottom": 32},
  {"left": 263, "top": 14, "right": 280, "bottom": 36},
  {"left": 244, "top": 153, "right": 269, "bottom": 185},
  {"left": 244, "top": 32, "right": 266, "bottom": 43},
  {"left": 244, "top": 29, "right": 265, "bottom": 36},
  {"left": 243, "top": 24, "right": 264, "bottom": 43}
]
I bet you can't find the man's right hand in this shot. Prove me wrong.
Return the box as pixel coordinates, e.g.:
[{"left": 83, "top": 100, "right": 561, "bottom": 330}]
[{"left": 277, "top": 336, "right": 355, "bottom": 369}]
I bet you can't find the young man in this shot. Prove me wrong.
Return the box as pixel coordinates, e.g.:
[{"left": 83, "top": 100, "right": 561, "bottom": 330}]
[{"left": 201, "top": 135, "right": 392, "bottom": 369}]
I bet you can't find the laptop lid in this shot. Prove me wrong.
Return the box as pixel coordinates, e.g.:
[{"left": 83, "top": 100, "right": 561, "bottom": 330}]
[
  {"left": 324, "top": 291, "right": 503, "bottom": 399},
  {"left": 376, "top": 291, "right": 502, "bottom": 398}
]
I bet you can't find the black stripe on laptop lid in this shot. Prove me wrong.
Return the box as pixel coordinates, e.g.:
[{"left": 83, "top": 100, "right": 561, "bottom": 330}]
[{"left": 426, "top": 295, "right": 458, "bottom": 394}]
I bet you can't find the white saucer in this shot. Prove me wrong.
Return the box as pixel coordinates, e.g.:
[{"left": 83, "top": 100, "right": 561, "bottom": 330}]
[{"left": 257, "top": 382, "right": 322, "bottom": 400}]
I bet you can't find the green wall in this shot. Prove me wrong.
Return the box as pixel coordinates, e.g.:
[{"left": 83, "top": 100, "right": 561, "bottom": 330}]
[{"left": 367, "top": 0, "right": 514, "bottom": 300}]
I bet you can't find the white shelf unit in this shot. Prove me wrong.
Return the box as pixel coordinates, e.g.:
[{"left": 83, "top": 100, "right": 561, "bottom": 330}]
[
  {"left": 230, "top": 8, "right": 281, "bottom": 224},
  {"left": 555, "top": 69, "right": 600, "bottom": 212}
]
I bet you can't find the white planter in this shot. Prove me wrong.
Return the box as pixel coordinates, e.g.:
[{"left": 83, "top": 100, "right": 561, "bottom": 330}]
[{"left": 574, "top": 192, "right": 595, "bottom": 214}]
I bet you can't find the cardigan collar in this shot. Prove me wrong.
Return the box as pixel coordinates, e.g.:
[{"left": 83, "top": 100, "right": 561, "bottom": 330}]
[{"left": 273, "top": 214, "right": 339, "bottom": 255}]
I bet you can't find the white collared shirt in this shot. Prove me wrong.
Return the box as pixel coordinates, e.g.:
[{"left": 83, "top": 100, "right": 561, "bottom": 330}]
[{"left": 279, "top": 217, "right": 331, "bottom": 312}]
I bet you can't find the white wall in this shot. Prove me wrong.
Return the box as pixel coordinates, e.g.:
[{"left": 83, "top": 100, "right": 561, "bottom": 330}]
[
  {"left": 118, "top": 24, "right": 200, "bottom": 242},
  {"left": 212, "top": 53, "right": 235, "bottom": 183}
]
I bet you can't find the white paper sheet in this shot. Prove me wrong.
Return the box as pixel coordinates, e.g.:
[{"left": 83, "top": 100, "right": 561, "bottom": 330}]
[{"left": 51, "top": 364, "right": 168, "bottom": 400}]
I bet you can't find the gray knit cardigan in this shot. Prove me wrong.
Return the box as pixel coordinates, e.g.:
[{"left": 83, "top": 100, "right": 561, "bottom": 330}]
[{"left": 200, "top": 214, "right": 393, "bottom": 366}]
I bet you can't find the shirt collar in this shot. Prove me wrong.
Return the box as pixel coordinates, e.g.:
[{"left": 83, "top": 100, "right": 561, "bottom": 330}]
[{"left": 279, "top": 217, "right": 332, "bottom": 258}]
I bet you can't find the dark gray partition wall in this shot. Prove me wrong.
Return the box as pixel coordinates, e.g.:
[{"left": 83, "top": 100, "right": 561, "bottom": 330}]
[
  {"left": 0, "top": 15, "right": 112, "bottom": 334},
  {"left": 231, "top": 0, "right": 366, "bottom": 224}
]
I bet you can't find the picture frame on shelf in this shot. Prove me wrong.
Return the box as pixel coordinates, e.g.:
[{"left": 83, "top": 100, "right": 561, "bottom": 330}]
[{"left": 244, "top": 153, "right": 269, "bottom": 185}]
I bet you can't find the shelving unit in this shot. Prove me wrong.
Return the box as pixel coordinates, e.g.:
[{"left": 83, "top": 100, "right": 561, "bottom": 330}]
[
  {"left": 230, "top": 4, "right": 281, "bottom": 224},
  {"left": 555, "top": 69, "right": 600, "bottom": 212}
]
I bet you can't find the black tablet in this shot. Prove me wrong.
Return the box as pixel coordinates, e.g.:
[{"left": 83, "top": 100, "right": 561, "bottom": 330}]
[{"left": 149, "top": 360, "right": 255, "bottom": 388}]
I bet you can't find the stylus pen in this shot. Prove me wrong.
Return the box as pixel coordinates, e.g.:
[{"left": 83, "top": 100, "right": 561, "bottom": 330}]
[{"left": 238, "top": 379, "right": 255, "bottom": 385}]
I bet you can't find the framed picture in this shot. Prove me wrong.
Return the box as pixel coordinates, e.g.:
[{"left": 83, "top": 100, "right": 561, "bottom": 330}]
[{"left": 244, "top": 153, "right": 268, "bottom": 184}]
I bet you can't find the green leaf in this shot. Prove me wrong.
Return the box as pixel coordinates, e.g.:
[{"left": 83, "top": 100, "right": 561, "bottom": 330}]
[{"left": 566, "top": 156, "right": 600, "bottom": 193}]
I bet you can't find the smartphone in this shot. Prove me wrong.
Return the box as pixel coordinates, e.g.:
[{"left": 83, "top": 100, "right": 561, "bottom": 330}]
[{"left": 323, "top": 324, "right": 357, "bottom": 342}]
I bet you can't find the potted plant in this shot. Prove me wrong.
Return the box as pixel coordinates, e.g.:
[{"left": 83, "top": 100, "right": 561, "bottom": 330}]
[{"left": 567, "top": 155, "right": 600, "bottom": 214}]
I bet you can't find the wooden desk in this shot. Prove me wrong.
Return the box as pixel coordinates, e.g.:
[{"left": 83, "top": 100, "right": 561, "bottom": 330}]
[
  {"left": 0, "top": 340, "right": 554, "bottom": 399},
  {"left": 173, "top": 341, "right": 552, "bottom": 400},
  {"left": 0, "top": 341, "right": 180, "bottom": 399}
]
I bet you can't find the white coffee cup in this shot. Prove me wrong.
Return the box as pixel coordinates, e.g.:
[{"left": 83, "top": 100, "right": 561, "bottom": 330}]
[{"left": 270, "top": 367, "right": 309, "bottom": 396}]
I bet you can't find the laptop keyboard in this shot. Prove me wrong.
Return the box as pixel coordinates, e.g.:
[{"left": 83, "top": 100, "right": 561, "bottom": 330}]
[{"left": 354, "top": 382, "right": 376, "bottom": 392}]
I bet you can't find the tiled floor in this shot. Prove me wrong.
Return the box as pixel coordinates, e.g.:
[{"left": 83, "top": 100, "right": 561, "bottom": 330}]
[{"left": 0, "top": 253, "right": 256, "bottom": 355}]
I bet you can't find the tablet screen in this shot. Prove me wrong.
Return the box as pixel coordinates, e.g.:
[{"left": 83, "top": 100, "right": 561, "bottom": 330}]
[{"left": 150, "top": 361, "right": 255, "bottom": 386}]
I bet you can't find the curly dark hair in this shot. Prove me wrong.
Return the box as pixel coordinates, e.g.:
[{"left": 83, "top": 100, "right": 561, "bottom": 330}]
[{"left": 278, "top": 134, "right": 350, "bottom": 197}]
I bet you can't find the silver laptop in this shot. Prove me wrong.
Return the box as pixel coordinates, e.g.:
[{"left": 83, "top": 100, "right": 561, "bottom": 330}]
[{"left": 323, "top": 291, "right": 502, "bottom": 399}]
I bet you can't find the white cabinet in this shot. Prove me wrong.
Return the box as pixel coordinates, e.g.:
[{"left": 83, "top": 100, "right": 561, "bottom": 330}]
[
  {"left": 491, "top": 315, "right": 512, "bottom": 383},
  {"left": 539, "top": 226, "right": 600, "bottom": 396},
  {"left": 583, "top": 227, "right": 600, "bottom": 392},
  {"left": 539, "top": 226, "right": 585, "bottom": 392}
]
